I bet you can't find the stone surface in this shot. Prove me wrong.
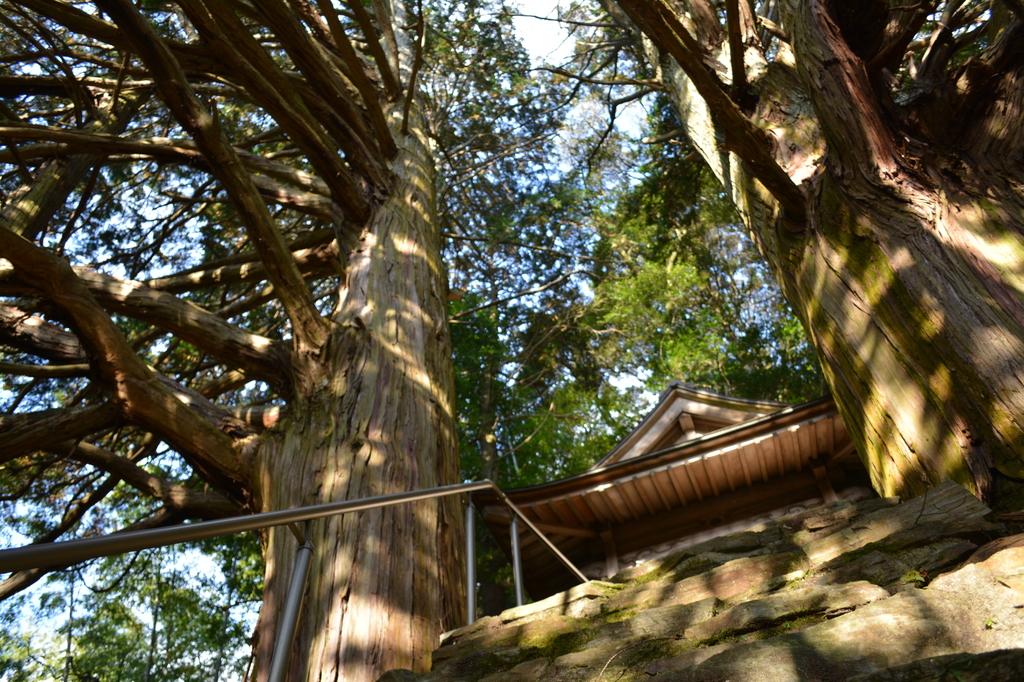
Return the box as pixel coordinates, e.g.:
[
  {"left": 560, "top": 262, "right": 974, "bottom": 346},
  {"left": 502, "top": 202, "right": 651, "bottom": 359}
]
[
  {"left": 847, "top": 649, "right": 1024, "bottom": 681},
  {"left": 399, "top": 483, "right": 1024, "bottom": 682},
  {"left": 605, "top": 552, "right": 806, "bottom": 612},
  {"left": 798, "top": 482, "right": 989, "bottom": 565},
  {"left": 682, "top": 580, "right": 889, "bottom": 642},
  {"left": 643, "top": 548, "right": 1024, "bottom": 680},
  {"left": 965, "top": 531, "right": 1024, "bottom": 564}
]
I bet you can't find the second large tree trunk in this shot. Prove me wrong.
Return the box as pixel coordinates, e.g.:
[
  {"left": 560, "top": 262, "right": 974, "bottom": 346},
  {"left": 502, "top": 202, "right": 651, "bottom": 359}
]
[
  {"left": 251, "top": 118, "right": 462, "bottom": 681},
  {"left": 785, "top": 167, "right": 1024, "bottom": 500},
  {"left": 613, "top": 0, "right": 1024, "bottom": 500}
]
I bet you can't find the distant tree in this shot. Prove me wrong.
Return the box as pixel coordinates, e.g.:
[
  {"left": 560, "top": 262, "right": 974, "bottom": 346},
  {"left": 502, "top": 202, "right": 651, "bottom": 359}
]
[{"left": 588, "top": 99, "right": 824, "bottom": 403}]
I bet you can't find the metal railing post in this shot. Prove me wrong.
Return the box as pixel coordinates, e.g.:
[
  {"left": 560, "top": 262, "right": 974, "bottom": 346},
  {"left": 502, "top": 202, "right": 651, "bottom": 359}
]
[
  {"left": 268, "top": 539, "right": 314, "bottom": 682},
  {"left": 465, "top": 502, "right": 476, "bottom": 626},
  {"left": 510, "top": 516, "right": 525, "bottom": 607}
]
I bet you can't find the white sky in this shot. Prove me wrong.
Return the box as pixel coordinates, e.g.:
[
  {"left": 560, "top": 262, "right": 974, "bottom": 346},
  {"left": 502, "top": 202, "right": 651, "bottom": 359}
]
[
  {"left": 510, "top": 0, "right": 648, "bottom": 138},
  {"left": 510, "top": 1, "right": 577, "bottom": 67}
]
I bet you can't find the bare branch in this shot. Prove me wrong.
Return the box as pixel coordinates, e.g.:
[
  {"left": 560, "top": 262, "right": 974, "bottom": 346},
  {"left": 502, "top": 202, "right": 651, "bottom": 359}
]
[
  {"left": 0, "top": 361, "right": 90, "bottom": 377},
  {"left": 450, "top": 270, "right": 589, "bottom": 321},
  {"left": 145, "top": 239, "right": 340, "bottom": 293},
  {"left": 535, "top": 66, "right": 664, "bottom": 88},
  {"left": 0, "top": 472, "right": 119, "bottom": 601},
  {"left": 0, "top": 468, "right": 236, "bottom": 602},
  {"left": 0, "top": 124, "right": 348, "bottom": 221},
  {"left": 68, "top": 441, "right": 239, "bottom": 518}
]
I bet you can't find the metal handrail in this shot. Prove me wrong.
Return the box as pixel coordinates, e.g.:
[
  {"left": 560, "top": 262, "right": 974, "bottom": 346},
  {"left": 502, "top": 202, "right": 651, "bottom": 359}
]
[{"left": 0, "top": 479, "right": 588, "bottom": 681}]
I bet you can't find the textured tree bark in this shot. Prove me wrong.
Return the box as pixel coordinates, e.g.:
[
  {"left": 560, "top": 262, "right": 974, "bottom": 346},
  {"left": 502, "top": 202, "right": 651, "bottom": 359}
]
[
  {"left": 613, "top": 0, "right": 1024, "bottom": 500},
  {"left": 250, "top": 114, "right": 462, "bottom": 681}
]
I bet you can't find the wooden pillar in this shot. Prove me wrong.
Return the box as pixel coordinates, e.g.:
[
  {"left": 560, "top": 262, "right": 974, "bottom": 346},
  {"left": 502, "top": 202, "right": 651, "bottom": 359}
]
[
  {"left": 600, "top": 529, "right": 619, "bottom": 577},
  {"left": 812, "top": 464, "right": 839, "bottom": 504}
]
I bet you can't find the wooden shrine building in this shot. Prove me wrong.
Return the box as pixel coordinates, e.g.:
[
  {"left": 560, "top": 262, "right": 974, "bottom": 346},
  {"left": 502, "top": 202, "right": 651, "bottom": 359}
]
[{"left": 472, "top": 383, "right": 872, "bottom": 598}]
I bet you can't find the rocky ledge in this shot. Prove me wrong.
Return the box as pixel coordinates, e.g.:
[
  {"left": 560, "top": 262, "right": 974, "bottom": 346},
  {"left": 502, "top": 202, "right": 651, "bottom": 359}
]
[{"left": 388, "top": 481, "right": 1024, "bottom": 681}]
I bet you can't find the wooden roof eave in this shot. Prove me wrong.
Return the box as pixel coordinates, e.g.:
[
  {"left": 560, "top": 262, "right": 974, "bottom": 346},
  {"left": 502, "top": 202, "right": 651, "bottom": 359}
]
[{"left": 473, "top": 395, "right": 837, "bottom": 509}]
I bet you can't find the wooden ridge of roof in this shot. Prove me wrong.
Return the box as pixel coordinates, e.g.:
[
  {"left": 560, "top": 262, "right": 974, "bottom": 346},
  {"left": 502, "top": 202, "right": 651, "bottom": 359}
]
[{"left": 593, "top": 382, "right": 788, "bottom": 468}]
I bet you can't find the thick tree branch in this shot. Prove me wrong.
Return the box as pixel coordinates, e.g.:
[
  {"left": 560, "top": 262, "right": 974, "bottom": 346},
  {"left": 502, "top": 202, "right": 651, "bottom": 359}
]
[
  {"left": 173, "top": 0, "right": 374, "bottom": 218},
  {"left": 313, "top": 0, "right": 397, "bottom": 155},
  {"left": 868, "top": 1, "right": 935, "bottom": 72},
  {"left": 616, "top": 0, "right": 807, "bottom": 222},
  {"left": 14, "top": 0, "right": 220, "bottom": 76},
  {"left": 230, "top": 404, "right": 284, "bottom": 431},
  {"left": 70, "top": 268, "right": 292, "bottom": 391},
  {"left": 0, "top": 304, "right": 86, "bottom": 362},
  {"left": 0, "top": 225, "right": 247, "bottom": 496},
  {"left": 785, "top": 0, "right": 900, "bottom": 175},
  {"left": 0, "top": 272, "right": 293, "bottom": 391},
  {"left": 147, "top": 227, "right": 335, "bottom": 283},
  {"left": 725, "top": 0, "right": 748, "bottom": 96},
  {"left": 1002, "top": 0, "right": 1024, "bottom": 21},
  {"left": 345, "top": 0, "right": 401, "bottom": 97},
  {"left": 96, "top": 0, "right": 329, "bottom": 354},
  {"left": 401, "top": 0, "right": 426, "bottom": 135},
  {"left": 252, "top": 0, "right": 389, "bottom": 186},
  {"left": 0, "top": 300, "right": 261, "bottom": 430},
  {"left": 0, "top": 403, "right": 120, "bottom": 464}
]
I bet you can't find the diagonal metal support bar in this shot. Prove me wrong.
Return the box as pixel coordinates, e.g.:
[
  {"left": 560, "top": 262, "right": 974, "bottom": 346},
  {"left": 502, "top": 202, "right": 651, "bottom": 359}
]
[{"left": 486, "top": 484, "right": 588, "bottom": 583}]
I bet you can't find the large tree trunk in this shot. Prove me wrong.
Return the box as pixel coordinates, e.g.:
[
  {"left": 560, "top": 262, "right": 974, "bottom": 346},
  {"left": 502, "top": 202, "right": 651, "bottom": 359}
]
[
  {"left": 613, "top": 0, "right": 1024, "bottom": 500},
  {"left": 251, "top": 117, "right": 462, "bottom": 681}
]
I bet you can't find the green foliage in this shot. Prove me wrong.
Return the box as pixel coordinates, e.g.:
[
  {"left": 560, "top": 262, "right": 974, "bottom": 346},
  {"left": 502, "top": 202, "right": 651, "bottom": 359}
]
[
  {"left": 587, "top": 100, "right": 823, "bottom": 403},
  {"left": 0, "top": 540, "right": 259, "bottom": 681}
]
